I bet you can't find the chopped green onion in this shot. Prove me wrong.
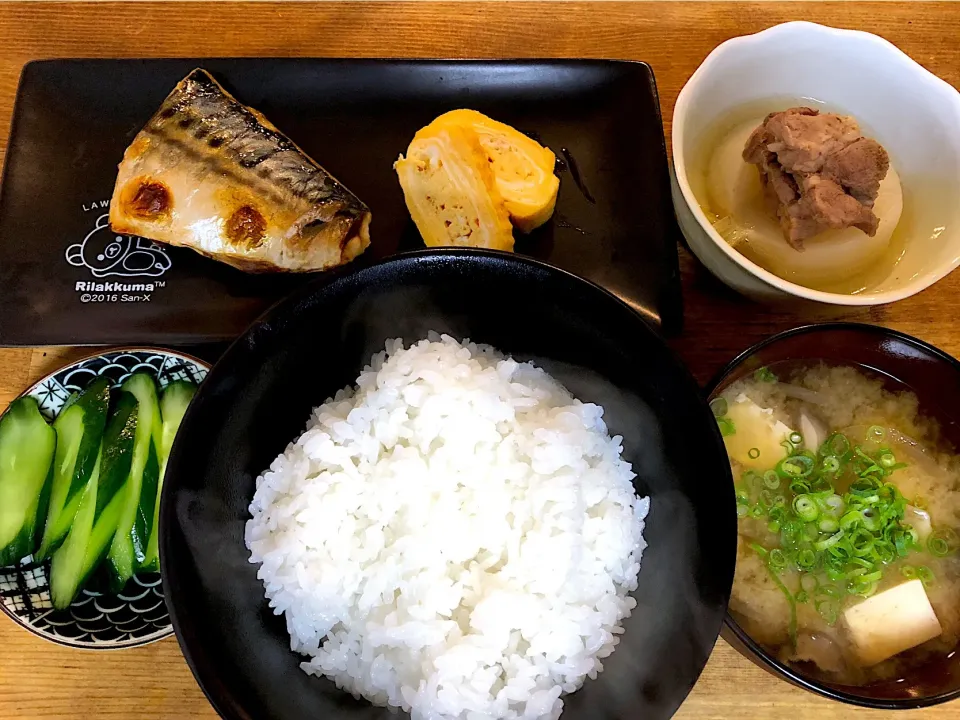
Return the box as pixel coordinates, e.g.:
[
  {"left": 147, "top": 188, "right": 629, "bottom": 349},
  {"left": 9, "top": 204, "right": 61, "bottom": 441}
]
[
  {"left": 840, "top": 510, "right": 863, "bottom": 530},
  {"left": 822, "top": 494, "right": 844, "bottom": 515},
  {"left": 816, "top": 598, "right": 840, "bottom": 624},
  {"left": 819, "top": 517, "right": 840, "bottom": 533},
  {"left": 827, "top": 544, "right": 847, "bottom": 560},
  {"left": 755, "top": 367, "right": 777, "bottom": 383},
  {"left": 717, "top": 416, "right": 736, "bottom": 437},
  {"left": 732, "top": 426, "right": 931, "bottom": 616},
  {"left": 780, "top": 532, "right": 799, "bottom": 549},
  {"left": 867, "top": 425, "right": 886, "bottom": 441},
  {"left": 821, "top": 456, "right": 840, "bottom": 474},
  {"left": 850, "top": 474, "right": 883, "bottom": 494},
  {"left": 768, "top": 549, "right": 787, "bottom": 571},
  {"left": 875, "top": 541, "right": 896, "bottom": 564},
  {"left": 917, "top": 565, "right": 935, "bottom": 587},
  {"left": 826, "top": 565, "right": 845, "bottom": 581},
  {"left": 748, "top": 447, "right": 761, "bottom": 460},
  {"left": 793, "top": 495, "right": 819, "bottom": 522},
  {"left": 760, "top": 489, "right": 778, "bottom": 507},
  {"left": 778, "top": 454, "right": 814, "bottom": 479},
  {"left": 929, "top": 538, "right": 952, "bottom": 558},
  {"left": 816, "top": 584, "right": 842, "bottom": 598},
  {"left": 928, "top": 527, "right": 958, "bottom": 557},
  {"left": 901, "top": 565, "right": 917, "bottom": 579},
  {"left": 769, "top": 506, "right": 787, "bottom": 522},
  {"left": 815, "top": 530, "right": 845, "bottom": 552},
  {"left": 789, "top": 480, "right": 811, "bottom": 495},
  {"left": 894, "top": 531, "right": 911, "bottom": 556},
  {"left": 820, "top": 433, "right": 850, "bottom": 458},
  {"left": 709, "top": 397, "right": 728, "bottom": 417},
  {"left": 766, "top": 563, "right": 796, "bottom": 645},
  {"left": 781, "top": 519, "right": 803, "bottom": 537},
  {"left": 884, "top": 484, "right": 905, "bottom": 507}
]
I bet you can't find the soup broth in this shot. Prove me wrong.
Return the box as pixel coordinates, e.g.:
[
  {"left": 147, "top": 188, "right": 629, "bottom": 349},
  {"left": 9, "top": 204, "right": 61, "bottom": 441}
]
[{"left": 714, "top": 362, "right": 960, "bottom": 687}]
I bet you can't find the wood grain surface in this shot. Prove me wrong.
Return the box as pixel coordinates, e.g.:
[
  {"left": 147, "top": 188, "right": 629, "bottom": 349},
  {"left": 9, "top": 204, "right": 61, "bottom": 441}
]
[{"left": 1, "top": 2, "right": 959, "bottom": 719}]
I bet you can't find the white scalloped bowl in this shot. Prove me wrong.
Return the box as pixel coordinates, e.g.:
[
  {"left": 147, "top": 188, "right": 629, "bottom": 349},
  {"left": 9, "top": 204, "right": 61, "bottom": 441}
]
[{"left": 672, "top": 21, "right": 960, "bottom": 305}]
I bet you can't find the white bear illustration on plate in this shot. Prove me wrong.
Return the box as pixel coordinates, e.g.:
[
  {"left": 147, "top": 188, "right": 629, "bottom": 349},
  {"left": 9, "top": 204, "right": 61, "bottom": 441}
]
[{"left": 66, "top": 213, "right": 172, "bottom": 278}]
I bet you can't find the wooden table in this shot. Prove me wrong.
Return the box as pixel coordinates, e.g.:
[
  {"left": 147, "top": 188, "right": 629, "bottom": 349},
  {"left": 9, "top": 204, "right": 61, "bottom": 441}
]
[{"left": 1, "top": 2, "right": 958, "bottom": 718}]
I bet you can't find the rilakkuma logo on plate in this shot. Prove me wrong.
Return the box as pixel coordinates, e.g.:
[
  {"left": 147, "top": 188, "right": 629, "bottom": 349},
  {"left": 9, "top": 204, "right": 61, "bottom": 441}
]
[{"left": 66, "top": 213, "right": 172, "bottom": 279}]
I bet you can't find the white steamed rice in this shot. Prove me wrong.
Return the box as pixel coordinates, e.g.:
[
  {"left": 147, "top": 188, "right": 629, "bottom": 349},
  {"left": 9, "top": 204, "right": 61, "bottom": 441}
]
[{"left": 245, "top": 335, "right": 649, "bottom": 720}]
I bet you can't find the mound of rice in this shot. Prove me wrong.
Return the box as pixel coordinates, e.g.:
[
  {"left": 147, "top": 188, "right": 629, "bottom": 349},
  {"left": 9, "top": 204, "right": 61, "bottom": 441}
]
[{"left": 245, "top": 335, "right": 649, "bottom": 720}]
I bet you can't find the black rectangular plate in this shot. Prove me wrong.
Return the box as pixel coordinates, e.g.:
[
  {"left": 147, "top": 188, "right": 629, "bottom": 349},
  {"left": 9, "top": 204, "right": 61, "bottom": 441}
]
[{"left": 0, "top": 59, "right": 682, "bottom": 346}]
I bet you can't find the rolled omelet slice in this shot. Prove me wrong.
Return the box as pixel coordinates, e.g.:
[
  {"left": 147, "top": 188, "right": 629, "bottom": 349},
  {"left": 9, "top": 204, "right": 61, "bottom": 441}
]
[
  {"left": 395, "top": 124, "right": 515, "bottom": 251},
  {"left": 426, "top": 110, "right": 560, "bottom": 232}
]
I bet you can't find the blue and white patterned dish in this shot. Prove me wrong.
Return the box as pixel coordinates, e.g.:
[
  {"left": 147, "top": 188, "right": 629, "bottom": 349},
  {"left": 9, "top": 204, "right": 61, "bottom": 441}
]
[{"left": 0, "top": 348, "right": 209, "bottom": 649}]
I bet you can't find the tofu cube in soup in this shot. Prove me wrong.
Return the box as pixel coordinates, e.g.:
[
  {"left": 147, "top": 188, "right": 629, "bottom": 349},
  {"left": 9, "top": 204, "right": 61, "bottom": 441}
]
[{"left": 843, "top": 579, "right": 943, "bottom": 667}]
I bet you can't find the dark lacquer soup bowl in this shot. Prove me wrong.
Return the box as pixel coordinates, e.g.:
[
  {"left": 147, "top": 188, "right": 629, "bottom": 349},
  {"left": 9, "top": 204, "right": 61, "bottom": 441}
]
[
  {"left": 160, "top": 249, "right": 735, "bottom": 720},
  {"left": 708, "top": 323, "right": 960, "bottom": 709}
]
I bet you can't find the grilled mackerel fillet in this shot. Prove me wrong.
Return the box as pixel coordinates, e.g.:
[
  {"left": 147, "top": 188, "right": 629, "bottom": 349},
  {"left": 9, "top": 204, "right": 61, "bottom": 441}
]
[{"left": 109, "top": 69, "right": 371, "bottom": 273}]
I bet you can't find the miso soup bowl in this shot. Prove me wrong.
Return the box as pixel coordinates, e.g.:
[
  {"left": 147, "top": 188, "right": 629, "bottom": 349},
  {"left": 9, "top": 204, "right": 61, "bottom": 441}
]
[
  {"left": 708, "top": 323, "right": 960, "bottom": 709},
  {"left": 672, "top": 21, "right": 960, "bottom": 306}
]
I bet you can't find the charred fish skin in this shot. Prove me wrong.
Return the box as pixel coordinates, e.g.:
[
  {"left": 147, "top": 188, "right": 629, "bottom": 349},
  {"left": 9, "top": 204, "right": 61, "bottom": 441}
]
[
  {"left": 152, "top": 70, "right": 353, "bottom": 208},
  {"left": 109, "top": 68, "right": 371, "bottom": 273}
]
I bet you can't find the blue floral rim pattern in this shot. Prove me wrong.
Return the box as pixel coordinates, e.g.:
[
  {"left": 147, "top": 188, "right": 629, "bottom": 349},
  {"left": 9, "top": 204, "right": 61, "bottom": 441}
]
[{"left": 0, "top": 348, "right": 209, "bottom": 649}]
